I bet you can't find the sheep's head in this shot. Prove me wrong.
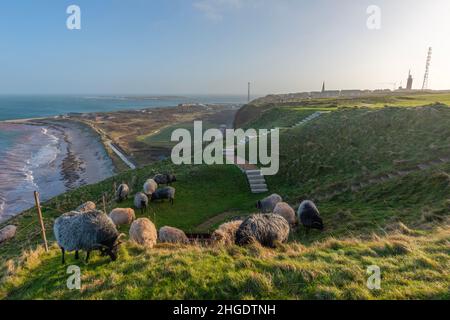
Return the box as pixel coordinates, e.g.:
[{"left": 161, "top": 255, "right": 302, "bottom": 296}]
[
  {"left": 211, "top": 230, "right": 225, "bottom": 244},
  {"left": 98, "top": 233, "right": 126, "bottom": 261},
  {"left": 312, "top": 218, "right": 324, "bottom": 230}
]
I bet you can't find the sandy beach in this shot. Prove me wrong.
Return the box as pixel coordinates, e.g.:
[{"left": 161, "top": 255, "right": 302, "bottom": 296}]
[{"left": 0, "top": 119, "right": 115, "bottom": 223}]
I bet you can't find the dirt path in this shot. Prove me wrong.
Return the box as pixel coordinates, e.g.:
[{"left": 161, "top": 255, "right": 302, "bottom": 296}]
[{"left": 195, "top": 211, "right": 240, "bottom": 231}]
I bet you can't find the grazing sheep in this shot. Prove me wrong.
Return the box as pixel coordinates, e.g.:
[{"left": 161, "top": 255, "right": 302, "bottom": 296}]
[
  {"left": 211, "top": 220, "right": 243, "bottom": 245},
  {"left": 134, "top": 192, "right": 149, "bottom": 211},
  {"left": 151, "top": 187, "right": 175, "bottom": 205},
  {"left": 273, "top": 202, "right": 297, "bottom": 226},
  {"left": 53, "top": 210, "right": 123, "bottom": 264},
  {"left": 109, "top": 208, "right": 135, "bottom": 226},
  {"left": 256, "top": 194, "right": 283, "bottom": 213},
  {"left": 116, "top": 183, "right": 129, "bottom": 202},
  {"left": 297, "top": 200, "right": 324, "bottom": 231},
  {"left": 0, "top": 225, "right": 17, "bottom": 244},
  {"left": 143, "top": 179, "right": 158, "bottom": 196},
  {"left": 235, "top": 214, "right": 290, "bottom": 248},
  {"left": 129, "top": 218, "right": 157, "bottom": 248},
  {"left": 153, "top": 173, "right": 177, "bottom": 185},
  {"left": 76, "top": 201, "right": 96, "bottom": 213},
  {"left": 158, "top": 226, "right": 188, "bottom": 244}
]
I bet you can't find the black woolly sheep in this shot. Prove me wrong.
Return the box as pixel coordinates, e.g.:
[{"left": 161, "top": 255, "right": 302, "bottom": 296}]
[
  {"left": 256, "top": 194, "right": 283, "bottom": 213},
  {"left": 153, "top": 173, "right": 177, "bottom": 185},
  {"left": 151, "top": 187, "right": 175, "bottom": 205},
  {"left": 297, "top": 200, "right": 324, "bottom": 231},
  {"left": 116, "top": 183, "right": 129, "bottom": 202},
  {"left": 235, "top": 214, "right": 290, "bottom": 248},
  {"left": 53, "top": 210, "right": 124, "bottom": 264},
  {"left": 134, "top": 192, "right": 149, "bottom": 211}
]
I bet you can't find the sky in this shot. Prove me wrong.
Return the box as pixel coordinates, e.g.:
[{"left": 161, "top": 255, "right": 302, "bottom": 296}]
[{"left": 0, "top": 0, "right": 449, "bottom": 95}]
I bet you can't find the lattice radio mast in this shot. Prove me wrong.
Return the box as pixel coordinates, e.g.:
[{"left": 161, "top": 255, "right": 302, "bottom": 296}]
[{"left": 422, "top": 47, "right": 432, "bottom": 90}]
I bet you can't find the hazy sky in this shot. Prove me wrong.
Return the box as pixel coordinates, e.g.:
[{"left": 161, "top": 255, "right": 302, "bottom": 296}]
[{"left": 0, "top": 0, "right": 449, "bottom": 95}]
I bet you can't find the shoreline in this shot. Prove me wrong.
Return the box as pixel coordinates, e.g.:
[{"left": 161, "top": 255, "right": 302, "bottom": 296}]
[{"left": 0, "top": 119, "right": 115, "bottom": 224}]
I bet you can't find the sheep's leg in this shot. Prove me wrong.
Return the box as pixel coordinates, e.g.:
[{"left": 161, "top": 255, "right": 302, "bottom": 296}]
[
  {"left": 85, "top": 251, "right": 91, "bottom": 263},
  {"left": 75, "top": 251, "right": 79, "bottom": 260},
  {"left": 61, "top": 247, "right": 66, "bottom": 265},
  {"left": 170, "top": 198, "right": 174, "bottom": 205}
]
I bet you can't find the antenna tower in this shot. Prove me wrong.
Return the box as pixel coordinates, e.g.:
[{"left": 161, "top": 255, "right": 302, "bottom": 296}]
[{"left": 422, "top": 47, "right": 432, "bottom": 90}]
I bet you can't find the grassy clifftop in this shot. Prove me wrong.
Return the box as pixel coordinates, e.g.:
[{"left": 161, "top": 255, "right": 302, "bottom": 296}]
[
  {"left": 1, "top": 93, "right": 450, "bottom": 300},
  {"left": 2, "top": 224, "right": 448, "bottom": 300}
]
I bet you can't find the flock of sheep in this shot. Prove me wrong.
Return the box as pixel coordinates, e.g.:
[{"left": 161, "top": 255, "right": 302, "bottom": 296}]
[{"left": 53, "top": 173, "right": 324, "bottom": 264}]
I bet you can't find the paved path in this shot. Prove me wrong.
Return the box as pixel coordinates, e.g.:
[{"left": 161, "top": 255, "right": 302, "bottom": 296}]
[
  {"left": 106, "top": 140, "right": 137, "bottom": 169},
  {"left": 224, "top": 111, "right": 328, "bottom": 194}
]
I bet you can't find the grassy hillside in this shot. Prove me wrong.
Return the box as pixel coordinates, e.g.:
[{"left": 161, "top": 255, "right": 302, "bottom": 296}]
[
  {"left": 0, "top": 162, "right": 263, "bottom": 264},
  {"left": 1, "top": 225, "right": 448, "bottom": 300},
  {"left": 235, "top": 92, "right": 450, "bottom": 129},
  {"left": 1, "top": 94, "right": 450, "bottom": 300}
]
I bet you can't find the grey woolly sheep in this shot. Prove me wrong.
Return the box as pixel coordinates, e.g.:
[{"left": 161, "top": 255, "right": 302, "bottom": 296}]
[
  {"left": 116, "top": 183, "right": 129, "bottom": 202},
  {"left": 153, "top": 173, "right": 177, "bottom": 185},
  {"left": 109, "top": 208, "right": 135, "bottom": 226},
  {"left": 134, "top": 192, "right": 149, "bottom": 211},
  {"left": 273, "top": 202, "right": 297, "bottom": 226},
  {"left": 129, "top": 218, "right": 157, "bottom": 248},
  {"left": 297, "top": 200, "right": 324, "bottom": 231},
  {"left": 76, "top": 201, "right": 96, "bottom": 213},
  {"left": 143, "top": 179, "right": 158, "bottom": 196},
  {"left": 235, "top": 214, "right": 290, "bottom": 248},
  {"left": 53, "top": 210, "right": 124, "bottom": 264},
  {"left": 151, "top": 187, "right": 175, "bottom": 205},
  {"left": 0, "top": 225, "right": 17, "bottom": 244},
  {"left": 256, "top": 194, "right": 283, "bottom": 213},
  {"left": 158, "top": 226, "right": 188, "bottom": 244},
  {"left": 211, "top": 220, "right": 243, "bottom": 246}
]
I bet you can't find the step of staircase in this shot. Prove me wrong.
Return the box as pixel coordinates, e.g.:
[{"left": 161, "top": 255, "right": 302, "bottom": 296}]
[
  {"left": 244, "top": 169, "right": 269, "bottom": 193},
  {"left": 251, "top": 188, "right": 268, "bottom": 194},
  {"left": 247, "top": 177, "right": 265, "bottom": 183}
]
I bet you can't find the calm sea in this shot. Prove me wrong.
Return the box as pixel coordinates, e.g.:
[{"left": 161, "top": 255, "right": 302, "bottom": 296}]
[{"left": 0, "top": 95, "right": 246, "bottom": 121}]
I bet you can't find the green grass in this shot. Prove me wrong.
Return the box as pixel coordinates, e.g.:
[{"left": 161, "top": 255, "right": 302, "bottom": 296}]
[
  {"left": 1, "top": 94, "right": 450, "bottom": 300},
  {"left": 269, "top": 105, "right": 450, "bottom": 198},
  {"left": 1, "top": 225, "right": 448, "bottom": 300},
  {"left": 138, "top": 121, "right": 224, "bottom": 148},
  {"left": 0, "top": 162, "right": 263, "bottom": 265}
]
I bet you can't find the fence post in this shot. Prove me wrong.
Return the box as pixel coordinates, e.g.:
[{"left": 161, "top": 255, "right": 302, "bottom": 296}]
[
  {"left": 102, "top": 193, "right": 107, "bottom": 214},
  {"left": 34, "top": 191, "right": 49, "bottom": 252}
]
